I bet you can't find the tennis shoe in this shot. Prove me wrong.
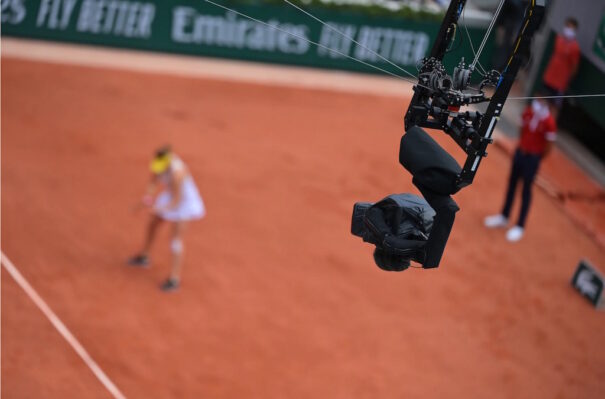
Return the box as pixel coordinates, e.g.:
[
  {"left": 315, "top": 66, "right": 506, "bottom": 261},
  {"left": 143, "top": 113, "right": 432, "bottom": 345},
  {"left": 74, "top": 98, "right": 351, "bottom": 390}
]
[
  {"left": 484, "top": 214, "right": 508, "bottom": 228},
  {"left": 506, "top": 226, "right": 525, "bottom": 242},
  {"left": 160, "top": 278, "right": 180, "bottom": 292},
  {"left": 128, "top": 254, "right": 149, "bottom": 267}
]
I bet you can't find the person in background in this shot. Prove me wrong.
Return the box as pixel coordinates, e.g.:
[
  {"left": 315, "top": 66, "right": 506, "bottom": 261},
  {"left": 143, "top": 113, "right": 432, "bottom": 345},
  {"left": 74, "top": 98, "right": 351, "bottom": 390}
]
[
  {"left": 542, "top": 17, "right": 581, "bottom": 114},
  {"left": 128, "top": 146, "right": 206, "bottom": 291},
  {"left": 484, "top": 94, "right": 557, "bottom": 242}
]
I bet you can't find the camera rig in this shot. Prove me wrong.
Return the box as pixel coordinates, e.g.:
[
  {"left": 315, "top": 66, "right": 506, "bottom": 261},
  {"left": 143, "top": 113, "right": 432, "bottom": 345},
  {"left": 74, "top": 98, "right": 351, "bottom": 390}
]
[
  {"left": 352, "top": 0, "right": 546, "bottom": 270},
  {"left": 406, "top": 0, "right": 546, "bottom": 189}
]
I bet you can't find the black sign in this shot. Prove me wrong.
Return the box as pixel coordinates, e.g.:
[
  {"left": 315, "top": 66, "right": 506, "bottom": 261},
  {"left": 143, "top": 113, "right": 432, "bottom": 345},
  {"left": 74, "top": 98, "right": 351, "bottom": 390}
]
[{"left": 571, "top": 260, "right": 604, "bottom": 307}]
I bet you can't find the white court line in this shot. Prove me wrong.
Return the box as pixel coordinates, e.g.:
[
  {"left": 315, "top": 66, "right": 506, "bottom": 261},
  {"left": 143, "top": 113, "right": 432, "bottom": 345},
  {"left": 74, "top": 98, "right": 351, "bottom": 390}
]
[{"left": 1, "top": 252, "right": 127, "bottom": 399}]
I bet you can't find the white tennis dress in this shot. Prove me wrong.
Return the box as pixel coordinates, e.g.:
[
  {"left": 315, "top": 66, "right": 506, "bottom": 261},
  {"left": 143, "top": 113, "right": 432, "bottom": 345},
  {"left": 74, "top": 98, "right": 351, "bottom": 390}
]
[{"left": 154, "top": 157, "right": 206, "bottom": 221}]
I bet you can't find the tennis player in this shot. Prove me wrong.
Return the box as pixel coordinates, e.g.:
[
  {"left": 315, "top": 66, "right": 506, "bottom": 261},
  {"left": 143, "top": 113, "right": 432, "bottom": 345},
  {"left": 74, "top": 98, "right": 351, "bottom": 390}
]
[{"left": 128, "top": 146, "right": 205, "bottom": 291}]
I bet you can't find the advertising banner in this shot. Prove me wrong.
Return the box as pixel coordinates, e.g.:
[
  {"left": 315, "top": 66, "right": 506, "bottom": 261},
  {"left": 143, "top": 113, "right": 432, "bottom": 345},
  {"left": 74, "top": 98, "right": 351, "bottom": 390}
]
[{"left": 1, "top": 0, "right": 492, "bottom": 75}]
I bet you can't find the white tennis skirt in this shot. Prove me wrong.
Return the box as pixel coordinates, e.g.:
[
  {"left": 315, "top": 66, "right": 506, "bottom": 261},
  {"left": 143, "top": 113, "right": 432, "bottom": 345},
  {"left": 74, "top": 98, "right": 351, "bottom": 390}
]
[{"left": 154, "top": 177, "right": 206, "bottom": 222}]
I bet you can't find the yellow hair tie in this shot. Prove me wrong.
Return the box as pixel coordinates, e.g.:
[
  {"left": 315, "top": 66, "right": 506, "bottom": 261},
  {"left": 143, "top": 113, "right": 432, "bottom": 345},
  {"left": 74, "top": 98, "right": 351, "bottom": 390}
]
[{"left": 150, "top": 153, "right": 172, "bottom": 174}]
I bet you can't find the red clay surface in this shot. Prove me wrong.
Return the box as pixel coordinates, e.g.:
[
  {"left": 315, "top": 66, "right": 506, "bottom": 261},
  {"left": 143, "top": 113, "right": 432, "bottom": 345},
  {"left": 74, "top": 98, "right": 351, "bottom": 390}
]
[
  {"left": 2, "top": 58, "right": 605, "bottom": 399},
  {"left": 1, "top": 269, "right": 113, "bottom": 399}
]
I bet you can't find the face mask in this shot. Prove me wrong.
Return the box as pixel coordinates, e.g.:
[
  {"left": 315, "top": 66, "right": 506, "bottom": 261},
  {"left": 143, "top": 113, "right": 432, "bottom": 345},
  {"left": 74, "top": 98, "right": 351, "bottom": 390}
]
[
  {"left": 563, "top": 26, "right": 576, "bottom": 40},
  {"left": 531, "top": 100, "right": 550, "bottom": 119}
]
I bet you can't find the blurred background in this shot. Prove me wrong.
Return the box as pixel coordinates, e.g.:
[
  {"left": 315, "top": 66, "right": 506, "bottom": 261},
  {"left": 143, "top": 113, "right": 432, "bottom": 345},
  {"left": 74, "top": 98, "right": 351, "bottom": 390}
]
[
  {"left": 2, "top": 1, "right": 605, "bottom": 398},
  {"left": 3, "top": 0, "right": 605, "bottom": 165}
]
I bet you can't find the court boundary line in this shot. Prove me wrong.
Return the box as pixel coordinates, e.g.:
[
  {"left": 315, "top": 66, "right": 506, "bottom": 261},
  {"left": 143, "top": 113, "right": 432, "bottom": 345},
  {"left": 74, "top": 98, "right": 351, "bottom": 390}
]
[{"left": 1, "top": 251, "right": 127, "bottom": 399}]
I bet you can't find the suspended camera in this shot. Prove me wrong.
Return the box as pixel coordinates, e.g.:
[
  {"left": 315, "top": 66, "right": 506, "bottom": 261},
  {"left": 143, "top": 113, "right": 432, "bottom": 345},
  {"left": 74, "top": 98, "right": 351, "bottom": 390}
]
[
  {"left": 351, "top": 0, "right": 546, "bottom": 271},
  {"left": 418, "top": 57, "right": 453, "bottom": 92},
  {"left": 351, "top": 194, "right": 434, "bottom": 271},
  {"left": 452, "top": 59, "right": 472, "bottom": 91},
  {"left": 418, "top": 57, "right": 475, "bottom": 93}
]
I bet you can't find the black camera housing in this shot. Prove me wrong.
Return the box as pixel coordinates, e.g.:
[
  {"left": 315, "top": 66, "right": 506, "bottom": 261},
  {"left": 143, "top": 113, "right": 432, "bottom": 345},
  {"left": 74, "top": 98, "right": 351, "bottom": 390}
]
[
  {"left": 351, "top": 127, "right": 459, "bottom": 270},
  {"left": 351, "top": 195, "right": 434, "bottom": 271}
]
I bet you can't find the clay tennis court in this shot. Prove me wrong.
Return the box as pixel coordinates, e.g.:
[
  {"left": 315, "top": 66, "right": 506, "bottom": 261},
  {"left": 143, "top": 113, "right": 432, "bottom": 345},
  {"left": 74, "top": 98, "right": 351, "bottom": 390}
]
[{"left": 2, "top": 47, "right": 605, "bottom": 398}]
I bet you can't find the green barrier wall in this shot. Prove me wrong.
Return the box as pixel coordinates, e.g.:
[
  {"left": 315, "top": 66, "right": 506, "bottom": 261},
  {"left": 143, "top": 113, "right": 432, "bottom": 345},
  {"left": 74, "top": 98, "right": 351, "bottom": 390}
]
[{"left": 1, "top": 0, "right": 494, "bottom": 77}]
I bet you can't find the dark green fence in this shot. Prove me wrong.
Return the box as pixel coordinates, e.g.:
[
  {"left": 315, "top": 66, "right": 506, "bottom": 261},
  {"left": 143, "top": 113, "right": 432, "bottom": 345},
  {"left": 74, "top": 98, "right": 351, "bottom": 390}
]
[{"left": 1, "top": 0, "right": 494, "bottom": 77}]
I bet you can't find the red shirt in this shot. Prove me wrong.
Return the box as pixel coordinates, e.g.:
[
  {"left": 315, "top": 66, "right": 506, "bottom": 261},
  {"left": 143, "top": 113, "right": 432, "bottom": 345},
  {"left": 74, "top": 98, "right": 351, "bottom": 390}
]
[
  {"left": 518, "top": 106, "right": 557, "bottom": 155},
  {"left": 543, "top": 35, "right": 580, "bottom": 92}
]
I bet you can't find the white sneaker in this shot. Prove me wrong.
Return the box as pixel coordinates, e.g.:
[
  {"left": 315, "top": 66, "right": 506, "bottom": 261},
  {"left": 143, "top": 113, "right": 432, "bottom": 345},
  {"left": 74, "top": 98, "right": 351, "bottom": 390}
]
[
  {"left": 506, "top": 226, "right": 524, "bottom": 242},
  {"left": 484, "top": 214, "right": 508, "bottom": 228}
]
